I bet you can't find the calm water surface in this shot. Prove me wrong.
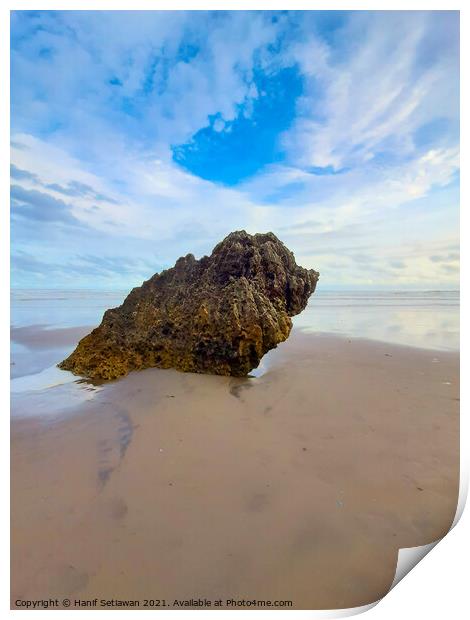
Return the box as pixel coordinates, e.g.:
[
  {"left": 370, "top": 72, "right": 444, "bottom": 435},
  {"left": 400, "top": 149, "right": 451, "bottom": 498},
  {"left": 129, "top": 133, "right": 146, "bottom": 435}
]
[
  {"left": 11, "top": 288, "right": 459, "bottom": 348},
  {"left": 294, "top": 290, "right": 459, "bottom": 352},
  {"left": 10, "top": 289, "right": 459, "bottom": 406}
]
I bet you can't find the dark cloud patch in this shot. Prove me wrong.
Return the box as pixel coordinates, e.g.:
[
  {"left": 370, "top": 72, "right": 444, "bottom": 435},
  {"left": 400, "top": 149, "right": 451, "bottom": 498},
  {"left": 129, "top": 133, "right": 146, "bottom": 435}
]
[
  {"left": 441, "top": 264, "right": 459, "bottom": 274},
  {"left": 10, "top": 161, "right": 119, "bottom": 206},
  {"left": 430, "top": 252, "right": 459, "bottom": 263},
  {"left": 10, "top": 185, "right": 82, "bottom": 225},
  {"left": 10, "top": 141, "right": 28, "bottom": 151},
  {"left": 45, "top": 183, "right": 80, "bottom": 196},
  {"left": 45, "top": 180, "right": 119, "bottom": 204},
  {"left": 351, "top": 252, "right": 377, "bottom": 264},
  {"left": 389, "top": 260, "right": 406, "bottom": 269},
  {"left": 12, "top": 251, "right": 161, "bottom": 282},
  {"left": 10, "top": 164, "right": 39, "bottom": 182},
  {"left": 11, "top": 250, "right": 48, "bottom": 275},
  {"left": 74, "top": 254, "right": 156, "bottom": 276}
]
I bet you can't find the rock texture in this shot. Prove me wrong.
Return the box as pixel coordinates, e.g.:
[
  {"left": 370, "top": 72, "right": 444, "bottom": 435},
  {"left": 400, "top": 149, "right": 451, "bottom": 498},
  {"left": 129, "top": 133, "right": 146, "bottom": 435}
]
[{"left": 59, "top": 231, "right": 319, "bottom": 380}]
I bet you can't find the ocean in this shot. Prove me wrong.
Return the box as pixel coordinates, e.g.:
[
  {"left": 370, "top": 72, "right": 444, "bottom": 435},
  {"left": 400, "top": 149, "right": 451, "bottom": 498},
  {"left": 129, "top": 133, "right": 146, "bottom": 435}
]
[
  {"left": 10, "top": 288, "right": 459, "bottom": 414},
  {"left": 293, "top": 290, "right": 459, "bottom": 351}
]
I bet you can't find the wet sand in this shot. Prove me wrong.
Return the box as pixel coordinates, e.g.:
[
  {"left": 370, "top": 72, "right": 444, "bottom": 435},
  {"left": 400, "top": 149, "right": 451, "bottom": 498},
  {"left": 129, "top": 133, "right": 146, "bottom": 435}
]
[
  {"left": 11, "top": 332, "right": 459, "bottom": 610},
  {"left": 11, "top": 325, "right": 93, "bottom": 351},
  {"left": 11, "top": 325, "right": 95, "bottom": 380}
]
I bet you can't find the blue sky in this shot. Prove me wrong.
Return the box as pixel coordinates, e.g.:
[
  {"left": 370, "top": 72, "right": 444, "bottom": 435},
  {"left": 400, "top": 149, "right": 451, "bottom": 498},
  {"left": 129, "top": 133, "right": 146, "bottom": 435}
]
[{"left": 10, "top": 10, "right": 459, "bottom": 289}]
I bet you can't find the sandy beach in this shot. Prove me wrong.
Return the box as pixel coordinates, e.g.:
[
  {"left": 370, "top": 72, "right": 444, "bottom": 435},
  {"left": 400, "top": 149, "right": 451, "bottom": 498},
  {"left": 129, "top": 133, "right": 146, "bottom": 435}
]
[
  {"left": 11, "top": 330, "right": 459, "bottom": 610},
  {"left": 10, "top": 6, "right": 461, "bottom": 612}
]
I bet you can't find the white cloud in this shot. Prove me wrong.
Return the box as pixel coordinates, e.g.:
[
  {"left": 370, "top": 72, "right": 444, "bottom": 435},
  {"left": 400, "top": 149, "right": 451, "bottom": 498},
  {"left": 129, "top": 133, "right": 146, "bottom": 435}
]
[
  {"left": 284, "top": 12, "right": 459, "bottom": 170},
  {"left": 11, "top": 11, "right": 281, "bottom": 154},
  {"left": 10, "top": 11, "right": 459, "bottom": 289},
  {"left": 11, "top": 133, "right": 263, "bottom": 250},
  {"left": 11, "top": 126, "right": 460, "bottom": 289},
  {"left": 213, "top": 118, "right": 226, "bottom": 132}
]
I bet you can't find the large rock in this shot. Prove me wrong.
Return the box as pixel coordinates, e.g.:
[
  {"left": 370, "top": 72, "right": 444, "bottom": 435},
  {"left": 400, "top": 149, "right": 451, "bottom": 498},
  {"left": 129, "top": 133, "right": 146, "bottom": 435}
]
[{"left": 59, "top": 231, "right": 319, "bottom": 380}]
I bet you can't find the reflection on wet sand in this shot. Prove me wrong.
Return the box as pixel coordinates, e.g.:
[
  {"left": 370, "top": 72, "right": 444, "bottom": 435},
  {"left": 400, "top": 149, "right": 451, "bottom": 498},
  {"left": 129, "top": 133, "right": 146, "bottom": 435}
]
[
  {"left": 295, "top": 291, "right": 459, "bottom": 351},
  {"left": 11, "top": 333, "right": 459, "bottom": 610}
]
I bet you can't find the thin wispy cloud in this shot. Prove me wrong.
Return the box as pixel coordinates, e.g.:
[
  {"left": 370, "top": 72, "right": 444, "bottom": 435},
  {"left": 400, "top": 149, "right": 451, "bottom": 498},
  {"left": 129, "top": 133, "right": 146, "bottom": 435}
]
[{"left": 10, "top": 10, "right": 459, "bottom": 289}]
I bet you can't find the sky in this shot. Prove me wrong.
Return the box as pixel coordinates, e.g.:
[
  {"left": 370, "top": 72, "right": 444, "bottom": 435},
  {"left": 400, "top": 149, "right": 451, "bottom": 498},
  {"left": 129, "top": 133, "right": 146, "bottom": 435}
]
[{"left": 10, "top": 10, "right": 460, "bottom": 290}]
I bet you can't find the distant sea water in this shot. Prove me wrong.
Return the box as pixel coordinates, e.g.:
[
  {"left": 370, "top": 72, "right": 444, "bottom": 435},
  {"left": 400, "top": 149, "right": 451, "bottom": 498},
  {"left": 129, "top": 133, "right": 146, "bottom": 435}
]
[
  {"left": 10, "top": 289, "right": 459, "bottom": 405},
  {"left": 10, "top": 289, "right": 128, "bottom": 329},
  {"left": 11, "top": 288, "right": 460, "bottom": 348},
  {"left": 293, "top": 289, "right": 459, "bottom": 352}
]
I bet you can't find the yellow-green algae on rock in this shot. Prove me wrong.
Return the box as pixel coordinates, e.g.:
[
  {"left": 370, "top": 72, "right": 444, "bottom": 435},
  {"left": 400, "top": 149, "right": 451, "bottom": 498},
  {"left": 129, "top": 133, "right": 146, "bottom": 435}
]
[{"left": 59, "top": 231, "right": 319, "bottom": 380}]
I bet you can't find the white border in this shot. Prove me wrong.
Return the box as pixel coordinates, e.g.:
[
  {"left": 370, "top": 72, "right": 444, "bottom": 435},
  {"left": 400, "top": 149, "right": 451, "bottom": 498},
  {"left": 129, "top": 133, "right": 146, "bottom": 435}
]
[{"left": 3, "top": 2, "right": 466, "bottom": 618}]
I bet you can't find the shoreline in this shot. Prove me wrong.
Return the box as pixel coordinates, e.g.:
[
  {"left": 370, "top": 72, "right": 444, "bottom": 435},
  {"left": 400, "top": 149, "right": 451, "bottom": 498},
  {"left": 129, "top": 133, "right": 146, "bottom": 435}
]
[
  {"left": 11, "top": 324, "right": 459, "bottom": 385},
  {"left": 11, "top": 333, "right": 459, "bottom": 609}
]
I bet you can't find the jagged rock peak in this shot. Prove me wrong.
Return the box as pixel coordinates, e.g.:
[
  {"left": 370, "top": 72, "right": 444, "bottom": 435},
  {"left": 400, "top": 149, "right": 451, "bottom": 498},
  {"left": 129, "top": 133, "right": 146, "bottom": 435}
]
[{"left": 59, "top": 230, "right": 319, "bottom": 380}]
